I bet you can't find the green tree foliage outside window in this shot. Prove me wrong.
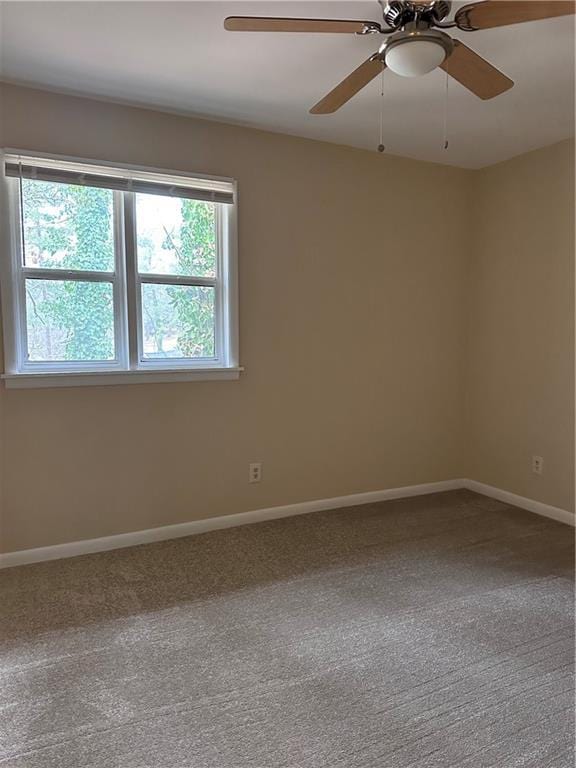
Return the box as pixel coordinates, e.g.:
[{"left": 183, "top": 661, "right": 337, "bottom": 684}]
[
  {"left": 138, "top": 195, "right": 216, "bottom": 358},
  {"left": 166, "top": 200, "right": 216, "bottom": 358},
  {"left": 22, "top": 180, "right": 217, "bottom": 362},
  {"left": 22, "top": 179, "right": 115, "bottom": 361}
]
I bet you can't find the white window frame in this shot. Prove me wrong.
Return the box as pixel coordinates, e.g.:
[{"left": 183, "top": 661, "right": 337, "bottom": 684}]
[{"left": 0, "top": 150, "right": 240, "bottom": 388}]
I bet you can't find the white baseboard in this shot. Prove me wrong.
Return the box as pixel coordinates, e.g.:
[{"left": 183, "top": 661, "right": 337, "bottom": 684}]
[
  {"left": 463, "top": 479, "right": 575, "bottom": 527},
  {"left": 0, "top": 479, "right": 462, "bottom": 569},
  {"left": 1, "top": 477, "right": 572, "bottom": 569}
]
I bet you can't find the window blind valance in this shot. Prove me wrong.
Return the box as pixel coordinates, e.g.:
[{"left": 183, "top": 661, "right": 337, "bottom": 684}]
[{"left": 4, "top": 156, "right": 235, "bottom": 204}]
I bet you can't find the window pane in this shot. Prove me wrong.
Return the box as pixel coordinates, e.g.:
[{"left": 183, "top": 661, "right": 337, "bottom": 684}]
[
  {"left": 141, "top": 284, "right": 215, "bottom": 359},
  {"left": 136, "top": 194, "right": 216, "bottom": 278},
  {"left": 25, "top": 279, "right": 115, "bottom": 362},
  {"left": 21, "top": 179, "right": 115, "bottom": 271}
]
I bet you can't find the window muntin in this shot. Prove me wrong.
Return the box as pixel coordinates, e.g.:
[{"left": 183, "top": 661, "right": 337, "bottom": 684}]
[{"left": 2, "top": 154, "right": 237, "bottom": 380}]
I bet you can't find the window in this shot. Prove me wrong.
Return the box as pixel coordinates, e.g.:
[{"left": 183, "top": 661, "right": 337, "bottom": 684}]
[{"left": 0, "top": 153, "right": 239, "bottom": 387}]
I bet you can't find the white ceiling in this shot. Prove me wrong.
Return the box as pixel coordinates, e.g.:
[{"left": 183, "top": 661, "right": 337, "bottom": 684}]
[{"left": 0, "top": 1, "right": 574, "bottom": 168}]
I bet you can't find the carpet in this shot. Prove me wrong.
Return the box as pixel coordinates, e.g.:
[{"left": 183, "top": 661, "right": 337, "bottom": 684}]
[{"left": 1, "top": 489, "right": 574, "bottom": 767}]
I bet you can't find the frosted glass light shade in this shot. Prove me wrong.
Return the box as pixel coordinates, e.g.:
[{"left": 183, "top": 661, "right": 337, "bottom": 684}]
[{"left": 385, "top": 40, "right": 446, "bottom": 77}]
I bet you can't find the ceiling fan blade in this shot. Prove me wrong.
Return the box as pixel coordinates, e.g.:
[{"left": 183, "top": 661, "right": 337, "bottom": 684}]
[
  {"left": 441, "top": 40, "right": 513, "bottom": 100},
  {"left": 310, "top": 57, "right": 384, "bottom": 114},
  {"left": 224, "top": 17, "right": 380, "bottom": 33},
  {"left": 455, "top": 1, "right": 575, "bottom": 31}
]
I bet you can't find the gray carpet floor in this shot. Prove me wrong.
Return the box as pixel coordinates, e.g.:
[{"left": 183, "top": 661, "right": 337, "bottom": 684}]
[{"left": 1, "top": 489, "right": 574, "bottom": 767}]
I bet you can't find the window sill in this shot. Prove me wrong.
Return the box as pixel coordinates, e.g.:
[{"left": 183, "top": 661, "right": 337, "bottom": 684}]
[{"left": 2, "top": 367, "right": 243, "bottom": 389}]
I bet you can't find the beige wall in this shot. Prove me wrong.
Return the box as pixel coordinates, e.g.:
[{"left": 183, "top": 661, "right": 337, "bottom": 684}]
[
  {"left": 0, "top": 86, "right": 573, "bottom": 554},
  {"left": 466, "top": 140, "right": 575, "bottom": 513},
  {"left": 0, "top": 84, "right": 471, "bottom": 552}
]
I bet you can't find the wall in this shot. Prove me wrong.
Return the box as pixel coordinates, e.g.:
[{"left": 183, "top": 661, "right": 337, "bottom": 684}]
[
  {"left": 1, "top": 85, "right": 573, "bottom": 555},
  {"left": 466, "top": 140, "right": 575, "bottom": 513},
  {"left": 0, "top": 84, "right": 471, "bottom": 552}
]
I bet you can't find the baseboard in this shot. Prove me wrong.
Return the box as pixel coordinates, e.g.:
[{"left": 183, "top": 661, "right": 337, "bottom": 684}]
[
  {"left": 463, "top": 479, "right": 575, "bottom": 527},
  {"left": 0, "top": 479, "right": 463, "bottom": 569},
  {"left": 2, "top": 477, "right": 572, "bottom": 569}
]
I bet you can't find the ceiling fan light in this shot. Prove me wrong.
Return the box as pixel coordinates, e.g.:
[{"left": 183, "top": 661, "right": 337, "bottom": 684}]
[{"left": 385, "top": 39, "right": 447, "bottom": 77}]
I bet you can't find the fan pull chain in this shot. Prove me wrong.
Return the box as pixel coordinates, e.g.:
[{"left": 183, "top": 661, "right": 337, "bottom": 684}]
[
  {"left": 443, "top": 71, "right": 449, "bottom": 150},
  {"left": 377, "top": 66, "right": 385, "bottom": 153}
]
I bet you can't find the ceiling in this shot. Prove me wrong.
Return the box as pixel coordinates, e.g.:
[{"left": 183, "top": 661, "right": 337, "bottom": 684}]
[{"left": 0, "top": 1, "right": 574, "bottom": 168}]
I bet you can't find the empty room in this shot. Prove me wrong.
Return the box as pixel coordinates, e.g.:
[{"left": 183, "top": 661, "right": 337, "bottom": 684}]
[{"left": 0, "top": 1, "right": 574, "bottom": 766}]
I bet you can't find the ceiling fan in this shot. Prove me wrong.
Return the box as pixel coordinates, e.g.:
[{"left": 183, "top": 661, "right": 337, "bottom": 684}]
[{"left": 224, "top": 1, "right": 575, "bottom": 113}]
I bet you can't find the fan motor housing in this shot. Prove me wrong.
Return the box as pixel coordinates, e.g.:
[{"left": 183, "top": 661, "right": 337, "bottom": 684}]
[
  {"left": 382, "top": 1, "right": 405, "bottom": 28},
  {"left": 382, "top": 1, "right": 452, "bottom": 28},
  {"left": 430, "top": 2, "right": 451, "bottom": 23}
]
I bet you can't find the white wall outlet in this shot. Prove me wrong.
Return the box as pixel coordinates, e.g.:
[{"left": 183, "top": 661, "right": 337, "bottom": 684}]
[
  {"left": 532, "top": 455, "right": 544, "bottom": 475},
  {"left": 249, "top": 462, "right": 262, "bottom": 483}
]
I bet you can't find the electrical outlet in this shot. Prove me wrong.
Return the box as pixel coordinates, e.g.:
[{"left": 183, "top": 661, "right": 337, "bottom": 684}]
[
  {"left": 249, "top": 462, "right": 262, "bottom": 483},
  {"left": 532, "top": 455, "right": 544, "bottom": 475}
]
